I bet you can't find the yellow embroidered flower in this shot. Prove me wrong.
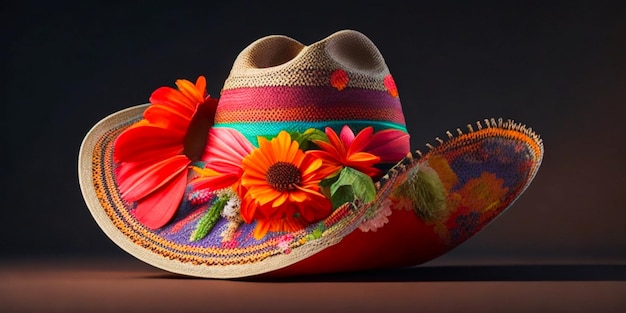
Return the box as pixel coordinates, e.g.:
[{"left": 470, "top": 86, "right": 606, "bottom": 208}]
[
  {"left": 427, "top": 155, "right": 458, "bottom": 190},
  {"left": 458, "top": 172, "right": 509, "bottom": 213}
]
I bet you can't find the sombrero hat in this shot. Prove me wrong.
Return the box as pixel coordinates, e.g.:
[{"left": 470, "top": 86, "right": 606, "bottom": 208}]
[{"left": 78, "top": 29, "right": 543, "bottom": 278}]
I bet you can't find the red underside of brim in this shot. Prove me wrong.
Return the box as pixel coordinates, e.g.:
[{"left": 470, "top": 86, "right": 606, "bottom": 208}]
[{"left": 260, "top": 209, "right": 449, "bottom": 278}]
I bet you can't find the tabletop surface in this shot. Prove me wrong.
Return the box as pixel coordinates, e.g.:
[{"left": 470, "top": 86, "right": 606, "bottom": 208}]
[{"left": 2, "top": 257, "right": 625, "bottom": 313}]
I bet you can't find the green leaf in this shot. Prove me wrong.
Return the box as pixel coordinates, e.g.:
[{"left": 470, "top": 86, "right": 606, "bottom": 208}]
[
  {"left": 319, "top": 173, "right": 340, "bottom": 199},
  {"left": 320, "top": 173, "right": 340, "bottom": 187},
  {"left": 290, "top": 128, "right": 328, "bottom": 150},
  {"left": 330, "top": 185, "right": 355, "bottom": 209},
  {"left": 190, "top": 196, "right": 228, "bottom": 242},
  {"left": 302, "top": 128, "right": 328, "bottom": 142},
  {"left": 394, "top": 165, "right": 447, "bottom": 221},
  {"left": 328, "top": 167, "right": 377, "bottom": 209},
  {"left": 313, "top": 222, "right": 325, "bottom": 237},
  {"left": 304, "top": 222, "right": 326, "bottom": 241},
  {"left": 287, "top": 130, "right": 302, "bottom": 141}
]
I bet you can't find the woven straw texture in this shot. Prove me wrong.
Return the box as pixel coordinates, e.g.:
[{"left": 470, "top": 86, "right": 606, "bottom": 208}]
[
  {"left": 222, "top": 30, "right": 389, "bottom": 90},
  {"left": 80, "top": 106, "right": 543, "bottom": 278},
  {"left": 214, "top": 30, "right": 405, "bottom": 144},
  {"left": 78, "top": 30, "right": 544, "bottom": 278},
  {"left": 80, "top": 105, "right": 404, "bottom": 278}
]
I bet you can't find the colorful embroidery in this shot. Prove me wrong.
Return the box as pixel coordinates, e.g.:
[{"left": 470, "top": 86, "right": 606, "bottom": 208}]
[
  {"left": 188, "top": 125, "right": 409, "bottom": 240},
  {"left": 97, "top": 75, "right": 541, "bottom": 267},
  {"left": 82, "top": 30, "right": 544, "bottom": 277},
  {"left": 384, "top": 74, "right": 398, "bottom": 97},
  {"left": 393, "top": 163, "right": 448, "bottom": 221},
  {"left": 108, "top": 76, "right": 406, "bottom": 240},
  {"left": 277, "top": 234, "right": 294, "bottom": 254},
  {"left": 92, "top": 114, "right": 541, "bottom": 266},
  {"left": 358, "top": 198, "right": 392, "bottom": 232},
  {"left": 401, "top": 119, "right": 544, "bottom": 246},
  {"left": 330, "top": 69, "right": 349, "bottom": 90}
]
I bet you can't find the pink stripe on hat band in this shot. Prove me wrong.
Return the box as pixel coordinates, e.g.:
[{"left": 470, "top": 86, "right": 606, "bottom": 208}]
[{"left": 217, "top": 85, "right": 403, "bottom": 112}]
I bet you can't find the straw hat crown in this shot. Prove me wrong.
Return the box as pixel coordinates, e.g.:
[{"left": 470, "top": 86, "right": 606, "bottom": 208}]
[
  {"left": 212, "top": 30, "right": 405, "bottom": 144},
  {"left": 223, "top": 29, "right": 390, "bottom": 89}
]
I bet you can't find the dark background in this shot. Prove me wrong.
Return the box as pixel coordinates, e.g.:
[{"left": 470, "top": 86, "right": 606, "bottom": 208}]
[{"left": 2, "top": 0, "right": 625, "bottom": 264}]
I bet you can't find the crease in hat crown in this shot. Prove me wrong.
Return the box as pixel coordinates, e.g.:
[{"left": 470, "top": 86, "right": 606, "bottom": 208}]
[{"left": 223, "top": 30, "right": 390, "bottom": 89}]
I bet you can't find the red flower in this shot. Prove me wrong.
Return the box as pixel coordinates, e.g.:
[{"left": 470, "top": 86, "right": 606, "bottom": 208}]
[
  {"left": 308, "top": 125, "right": 410, "bottom": 179},
  {"left": 362, "top": 128, "right": 411, "bottom": 163},
  {"left": 307, "top": 126, "right": 382, "bottom": 178},
  {"left": 114, "top": 76, "right": 218, "bottom": 229}
]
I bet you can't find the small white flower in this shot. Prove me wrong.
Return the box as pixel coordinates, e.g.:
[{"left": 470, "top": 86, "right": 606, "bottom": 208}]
[{"left": 222, "top": 193, "right": 242, "bottom": 219}]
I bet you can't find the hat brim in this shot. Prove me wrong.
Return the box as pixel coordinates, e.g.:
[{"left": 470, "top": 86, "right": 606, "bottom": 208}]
[
  {"left": 79, "top": 104, "right": 543, "bottom": 278},
  {"left": 79, "top": 104, "right": 403, "bottom": 278}
]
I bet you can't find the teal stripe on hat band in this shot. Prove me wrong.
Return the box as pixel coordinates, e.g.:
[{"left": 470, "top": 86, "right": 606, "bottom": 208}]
[{"left": 213, "top": 120, "right": 408, "bottom": 146}]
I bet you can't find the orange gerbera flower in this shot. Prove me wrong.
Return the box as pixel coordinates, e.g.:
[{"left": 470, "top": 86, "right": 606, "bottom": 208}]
[
  {"left": 308, "top": 126, "right": 382, "bottom": 178},
  {"left": 239, "top": 131, "right": 332, "bottom": 239},
  {"left": 114, "top": 76, "right": 218, "bottom": 229}
]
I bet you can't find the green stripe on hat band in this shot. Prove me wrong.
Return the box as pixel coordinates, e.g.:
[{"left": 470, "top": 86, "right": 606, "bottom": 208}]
[{"left": 213, "top": 120, "right": 408, "bottom": 146}]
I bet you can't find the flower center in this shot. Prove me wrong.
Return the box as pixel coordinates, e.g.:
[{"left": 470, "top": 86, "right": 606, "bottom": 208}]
[{"left": 266, "top": 162, "right": 302, "bottom": 192}]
